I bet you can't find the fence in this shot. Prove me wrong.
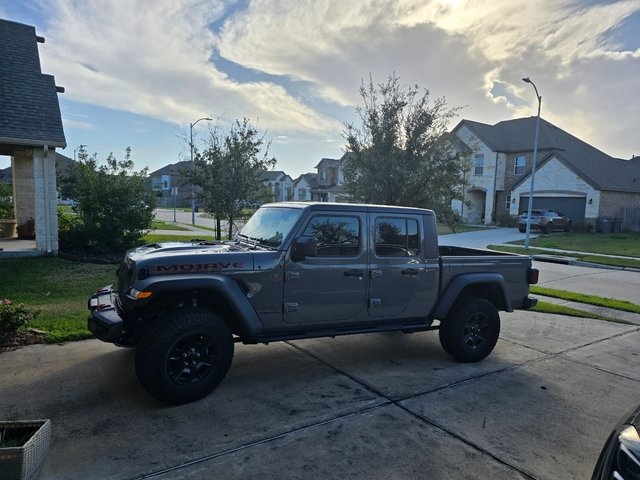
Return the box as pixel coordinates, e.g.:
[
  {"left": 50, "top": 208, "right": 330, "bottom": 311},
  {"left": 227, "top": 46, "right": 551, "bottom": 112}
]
[{"left": 622, "top": 207, "right": 640, "bottom": 232}]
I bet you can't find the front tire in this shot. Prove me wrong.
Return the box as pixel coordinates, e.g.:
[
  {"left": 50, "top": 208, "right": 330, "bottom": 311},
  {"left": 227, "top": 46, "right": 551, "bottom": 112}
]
[
  {"left": 544, "top": 222, "right": 552, "bottom": 234},
  {"left": 135, "top": 308, "right": 234, "bottom": 405},
  {"left": 439, "top": 297, "right": 500, "bottom": 362}
]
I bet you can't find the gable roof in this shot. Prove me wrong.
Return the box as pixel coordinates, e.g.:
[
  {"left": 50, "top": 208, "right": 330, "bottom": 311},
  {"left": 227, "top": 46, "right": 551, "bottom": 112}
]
[
  {"left": 294, "top": 173, "right": 319, "bottom": 189},
  {"left": 261, "top": 170, "right": 292, "bottom": 182},
  {"left": 0, "top": 19, "right": 66, "bottom": 150},
  {"left": 149, "top": 161, "right": 193, "bottom": 177},
  {"left": 454, "top": 117, "right": 640, "bottom": 193},
  {"left": 315, "top": 157, "right": 341, "bottom": 169}
]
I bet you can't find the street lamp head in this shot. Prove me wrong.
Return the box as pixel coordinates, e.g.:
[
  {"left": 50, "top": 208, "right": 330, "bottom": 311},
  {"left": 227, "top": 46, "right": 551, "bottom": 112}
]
[{"left": 522, "top": 77, "right": 531, "bottom": 84}]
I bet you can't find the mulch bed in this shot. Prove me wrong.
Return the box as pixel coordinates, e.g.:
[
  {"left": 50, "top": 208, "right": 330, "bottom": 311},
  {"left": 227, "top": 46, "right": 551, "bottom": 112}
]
[
  {"left": 58, "top": 249, "right": 122, "bottom": 264},
  {"left": 0, "top": 328, "right": 45, "bottom": 352}
]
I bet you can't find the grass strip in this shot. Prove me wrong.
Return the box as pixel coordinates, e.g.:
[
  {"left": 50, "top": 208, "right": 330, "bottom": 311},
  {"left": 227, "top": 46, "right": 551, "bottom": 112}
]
[
  {"left": 150, "top": 221, "right": 191, "bottom": 231},
  {"left": 0, "top": 257, "right": 115, "bottom": 343},
  {"left": 487, "top": 244, "right": 640, "bottom": 269},
  {"left": 530, "top": 286, "right": 640, "bottom": 314},
  {"left": 532, "top": 301, "right": 630, "bottom": 324}
]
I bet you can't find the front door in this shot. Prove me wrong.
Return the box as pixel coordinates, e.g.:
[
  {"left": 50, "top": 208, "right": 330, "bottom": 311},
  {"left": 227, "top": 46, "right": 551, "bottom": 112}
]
[{"left": 283, "top": 212, "right": 368, "bottom": 324}]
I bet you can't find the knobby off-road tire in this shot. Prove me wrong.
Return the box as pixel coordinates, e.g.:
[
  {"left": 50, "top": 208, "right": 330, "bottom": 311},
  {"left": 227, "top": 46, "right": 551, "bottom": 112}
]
[
  {"left": 135, "top": 308, "right": 234, "bottom": 405},
  {"left": 439, "top": 297, "right": 500, "bottom": 363}
]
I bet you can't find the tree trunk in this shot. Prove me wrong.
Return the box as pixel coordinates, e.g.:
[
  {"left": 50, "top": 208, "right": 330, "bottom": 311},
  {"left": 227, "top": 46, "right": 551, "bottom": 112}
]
[
  {"left": 227, "top": 215, "right": 233, "bottom": 239},
  {"left": 216, "top": 217, "right": 222, "bottom": 241}
]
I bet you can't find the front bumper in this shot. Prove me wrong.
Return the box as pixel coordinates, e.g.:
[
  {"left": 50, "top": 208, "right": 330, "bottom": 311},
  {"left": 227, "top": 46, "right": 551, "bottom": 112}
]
[{"left": 87, "top": 285, "right": 124, "bottom": 343}]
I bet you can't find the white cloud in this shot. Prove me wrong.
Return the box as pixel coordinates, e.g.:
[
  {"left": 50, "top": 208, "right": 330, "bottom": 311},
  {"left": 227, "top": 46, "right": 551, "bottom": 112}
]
[
  {"left": 28, "top": 0, "right": 640, "bottom": 167},
  {"left": 37, "top": 0, "right": 341, "bottom": 138}
]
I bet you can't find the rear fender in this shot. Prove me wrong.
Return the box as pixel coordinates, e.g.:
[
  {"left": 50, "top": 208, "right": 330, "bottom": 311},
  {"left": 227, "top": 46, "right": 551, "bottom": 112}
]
[{"left": 433, "top": 273, "right": 510, "bottom": 320}]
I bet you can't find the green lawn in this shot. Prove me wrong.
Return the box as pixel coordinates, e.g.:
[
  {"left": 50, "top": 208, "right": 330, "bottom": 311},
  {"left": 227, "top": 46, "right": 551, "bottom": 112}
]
[
  {"left": 510, "top": 232, "right": 640, "bottom": 257},
  {"left": 150, "top": 220, "right": 191, "bottom": 231},
  {"left": 487, "top": 244, "right": 640, "bottom": 269},
  {"left": 0, "top": 257, "right": 115, "bottom": 343},
  {"left": 530, "top": 286, "right": 640, "bottom": 314}
]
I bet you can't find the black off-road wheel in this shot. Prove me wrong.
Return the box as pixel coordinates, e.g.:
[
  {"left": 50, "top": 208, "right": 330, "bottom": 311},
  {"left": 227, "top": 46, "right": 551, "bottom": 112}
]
[
  {"left": 135, "top": 308, "right": 234, "bottom": 405},
  {"left": 439, "top": 297, "right": 500, "bottom": 363}
]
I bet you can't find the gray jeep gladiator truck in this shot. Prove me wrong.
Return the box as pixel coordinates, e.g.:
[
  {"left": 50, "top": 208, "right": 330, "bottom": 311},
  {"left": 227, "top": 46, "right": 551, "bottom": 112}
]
[{"left": 88, "top": 202, "right": 538, "bottom": 405}]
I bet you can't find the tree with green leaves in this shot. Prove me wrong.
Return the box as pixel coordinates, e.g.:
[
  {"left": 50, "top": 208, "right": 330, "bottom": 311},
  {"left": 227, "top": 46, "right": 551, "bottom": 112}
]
[
  {"left": 58, "top": 147, "right": 157, "bottom": 252},
  {"left": 189, "top": 118, "right": 276, "bottom": 240},
  {"left": 343, "top": 74, "right": 469, "bottom": 228}
]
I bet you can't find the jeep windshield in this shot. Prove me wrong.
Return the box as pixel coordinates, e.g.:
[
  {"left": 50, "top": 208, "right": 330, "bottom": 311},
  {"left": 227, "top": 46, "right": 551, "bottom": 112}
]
[{"left": 236, "top": 206, "right": 303, "bottom": 248}]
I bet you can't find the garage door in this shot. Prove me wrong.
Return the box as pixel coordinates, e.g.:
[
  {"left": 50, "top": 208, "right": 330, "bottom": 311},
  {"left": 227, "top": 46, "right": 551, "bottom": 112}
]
[{"left": 519, "top": 196, "right": 586, "bottom": 222}]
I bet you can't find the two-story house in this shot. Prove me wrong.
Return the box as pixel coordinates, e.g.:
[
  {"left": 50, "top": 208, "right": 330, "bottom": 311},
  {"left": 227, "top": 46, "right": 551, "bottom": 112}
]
[
  {"left": 453, "top": 117, "right": 640, "bottom": 226},
  {"left": 148, "top": 161, "right": 194, "bottom": 208},
  {"left": 261, "top": 171, "right": 294, "bottom": 202}
]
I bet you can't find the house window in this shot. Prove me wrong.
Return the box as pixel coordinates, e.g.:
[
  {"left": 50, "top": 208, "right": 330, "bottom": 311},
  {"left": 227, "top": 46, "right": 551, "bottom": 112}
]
[
  {"left": 375, "top": 217, "right": 420, "bottom": 257},
  {"left": 298, "top": 188, "right": 307, "bottom": 200},
  {"left": 514, "top": 156, "right": 526, "bottom": 175},
  {"left": 505, "top": 195, "right": 511, "bottom": 210},
  {"left": 474, "top": 154, "right": 484, "bottom": 175}
]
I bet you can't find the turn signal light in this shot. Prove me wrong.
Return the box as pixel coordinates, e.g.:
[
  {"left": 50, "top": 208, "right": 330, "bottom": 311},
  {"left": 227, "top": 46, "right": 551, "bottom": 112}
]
[{"left": 130, "top": 288, "right": 152, "bottom": 299}]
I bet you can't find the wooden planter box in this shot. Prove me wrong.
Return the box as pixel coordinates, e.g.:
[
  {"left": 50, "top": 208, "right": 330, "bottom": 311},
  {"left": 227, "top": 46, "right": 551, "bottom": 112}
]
[{"left": 0, "top": 420, "right": 51, "bottom": 480}]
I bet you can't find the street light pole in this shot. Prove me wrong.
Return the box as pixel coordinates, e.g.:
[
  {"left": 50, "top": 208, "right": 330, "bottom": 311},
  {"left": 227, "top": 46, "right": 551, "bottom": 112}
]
[
  {"left": 73, "top": 144, "right": 85, "bottom": 161},
  {"left": 522, "top": 77, "right": 542, "bottom": 250},
  {"left": 190, "top": 117, "right": 213, "bottom": 225}
]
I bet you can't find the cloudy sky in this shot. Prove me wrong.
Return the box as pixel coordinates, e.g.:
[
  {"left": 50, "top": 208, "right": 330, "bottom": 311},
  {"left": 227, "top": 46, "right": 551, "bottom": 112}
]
[{"left": 1, "top": 0, "right": 638, "bottom": 177}]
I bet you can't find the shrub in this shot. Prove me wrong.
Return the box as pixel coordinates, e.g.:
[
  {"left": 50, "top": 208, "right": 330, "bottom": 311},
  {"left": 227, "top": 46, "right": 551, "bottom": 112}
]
[
  {"left": 0, "top": 299, "right": 40, "bottom": 334},
  {"left": 495, "top": 212, "right": 518, "bottom": 227},
  {"left": 65, "top": 146, "right": 157, "bottom": 253},
  {"left": 572, "top": 222, "right": 594, "bottom": 233},
  {"left": 0, "top": 183, "right": 14, "bottom": 219}
]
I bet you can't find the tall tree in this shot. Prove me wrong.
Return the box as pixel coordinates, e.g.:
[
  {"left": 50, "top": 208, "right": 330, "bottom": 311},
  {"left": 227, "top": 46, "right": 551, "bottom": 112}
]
[
  {"left": 343, "top": 74, "right": 469, "bottom": 227},
  {"left": 190, "top": 118, "right": 276, "bottom": 240}
]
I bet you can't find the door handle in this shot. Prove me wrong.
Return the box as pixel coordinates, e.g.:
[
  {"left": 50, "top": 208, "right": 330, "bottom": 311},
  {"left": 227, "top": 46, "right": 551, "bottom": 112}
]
[
  {"left": 401, "top": 268, "right": 420, "bottom": 276},
  {"left": 344, "top": 269, "right": 364, "bottom": 278}
]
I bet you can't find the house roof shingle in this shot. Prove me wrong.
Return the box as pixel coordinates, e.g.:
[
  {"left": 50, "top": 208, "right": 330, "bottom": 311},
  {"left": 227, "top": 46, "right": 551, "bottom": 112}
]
[
  {"left": 0, "top": 18, "right": 66, "bottom": 149},
  {"left": 456, "top": 117, "right": 640, "bottom": 194}
]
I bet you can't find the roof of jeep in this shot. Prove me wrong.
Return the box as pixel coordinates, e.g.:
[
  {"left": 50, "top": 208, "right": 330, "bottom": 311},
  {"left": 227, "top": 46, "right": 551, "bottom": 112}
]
[{"left": 261, "top": 202, "right": 435, "bottom": 216}]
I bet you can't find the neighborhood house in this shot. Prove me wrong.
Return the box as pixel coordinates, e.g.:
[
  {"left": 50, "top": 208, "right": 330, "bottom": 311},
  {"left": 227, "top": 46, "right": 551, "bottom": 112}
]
[{"left": 452, "top": 117, "right": 640, "bottom": 228}]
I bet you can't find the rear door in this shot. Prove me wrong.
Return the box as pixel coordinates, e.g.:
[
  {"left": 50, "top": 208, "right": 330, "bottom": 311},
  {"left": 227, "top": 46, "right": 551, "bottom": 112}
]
[{"left": 367, "top": 213, "right": 438, "bottom": 318}]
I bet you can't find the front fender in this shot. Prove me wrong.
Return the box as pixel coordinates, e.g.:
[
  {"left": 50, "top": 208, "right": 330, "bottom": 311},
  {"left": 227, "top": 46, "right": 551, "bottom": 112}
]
[
  {"left": 130, "top": 274, "right": 264, "bottom": 338},
  {"left": 432, "top": 273, "right": 510, "bottom": 319}
]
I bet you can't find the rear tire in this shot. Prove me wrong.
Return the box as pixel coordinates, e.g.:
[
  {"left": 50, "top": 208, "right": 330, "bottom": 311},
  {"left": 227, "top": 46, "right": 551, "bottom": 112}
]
[
  {"left": 544, "top": 222, "right": 552, "bottom": 234},
  {"left": 565, "top": 221, "right": 572, "bottom": 232},
  {"left": 518, "top": 227, "right": 526, "bottom": 233},
  {"left": 439, "top": 297, "right": 500, "bottom": 362},
  {"left": 135, "top": 308, "right": 234, "bottom": 405}
]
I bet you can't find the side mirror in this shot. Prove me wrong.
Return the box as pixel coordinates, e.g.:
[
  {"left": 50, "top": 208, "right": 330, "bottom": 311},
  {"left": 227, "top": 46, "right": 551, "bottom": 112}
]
[{"left": 291, "top": 237, "right": 317, "bottom": 262}]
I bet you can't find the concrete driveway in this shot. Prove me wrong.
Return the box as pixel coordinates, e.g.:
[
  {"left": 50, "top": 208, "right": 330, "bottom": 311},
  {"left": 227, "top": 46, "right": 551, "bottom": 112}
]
[{"left": 2, "top": 310, "right": 639, "bottom": 479}]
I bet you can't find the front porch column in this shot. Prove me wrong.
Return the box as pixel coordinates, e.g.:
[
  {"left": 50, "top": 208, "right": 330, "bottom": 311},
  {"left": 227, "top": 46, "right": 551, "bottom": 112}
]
[{"left": 12, "top": 147, "right": 59, "bottom": 253}]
